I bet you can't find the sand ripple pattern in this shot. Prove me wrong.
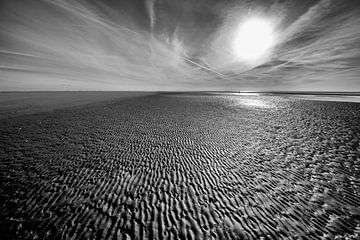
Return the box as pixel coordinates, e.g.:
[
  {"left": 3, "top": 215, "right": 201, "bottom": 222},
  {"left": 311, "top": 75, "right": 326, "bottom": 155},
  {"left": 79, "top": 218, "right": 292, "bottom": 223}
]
[{"left": 1, "top": 94, "right": 360, "bottom": 239}]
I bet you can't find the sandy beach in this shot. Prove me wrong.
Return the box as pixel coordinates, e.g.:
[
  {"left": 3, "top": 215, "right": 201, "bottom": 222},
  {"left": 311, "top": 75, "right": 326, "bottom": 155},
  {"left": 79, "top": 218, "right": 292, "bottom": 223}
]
[{"left": 0, "top": 92, "right": 359, "bottom": 239}]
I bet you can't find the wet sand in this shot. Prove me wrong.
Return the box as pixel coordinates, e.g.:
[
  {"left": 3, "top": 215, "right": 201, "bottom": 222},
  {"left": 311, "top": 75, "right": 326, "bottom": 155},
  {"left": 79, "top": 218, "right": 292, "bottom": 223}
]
[
  {"left": 0, "top": 93, "right": 360, "bottom": 239},
  {"left": 0, "top": 91, "right": 152, "bottom": 119}
]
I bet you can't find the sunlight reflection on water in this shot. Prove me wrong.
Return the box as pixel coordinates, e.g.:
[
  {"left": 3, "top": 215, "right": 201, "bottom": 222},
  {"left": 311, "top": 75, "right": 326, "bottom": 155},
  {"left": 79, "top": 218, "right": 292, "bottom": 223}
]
[
  {"left": 227, "top": 92, "right": 260, "bottom": 96},
  {"left": 220, "top": 93, "right": 276, "bottom": 108},
  {"left": 238, "top": 98, "right": 271, "bottom": 108}
]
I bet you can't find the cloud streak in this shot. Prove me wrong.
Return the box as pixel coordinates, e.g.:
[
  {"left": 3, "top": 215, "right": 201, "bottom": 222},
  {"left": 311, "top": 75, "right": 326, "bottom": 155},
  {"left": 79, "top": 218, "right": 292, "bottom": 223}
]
[
  {"left": 0, "top": 0, "right": 216, "bottom": 91},
  {"left": 145, "top": 0, "right": 156, "bottom": 31}
]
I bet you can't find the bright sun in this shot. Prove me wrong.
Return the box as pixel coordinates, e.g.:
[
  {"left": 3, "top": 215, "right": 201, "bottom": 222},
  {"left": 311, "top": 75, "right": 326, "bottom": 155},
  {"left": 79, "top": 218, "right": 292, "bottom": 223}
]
[{"left": 233, "top": 18, "right": 274, "bottom": 61}]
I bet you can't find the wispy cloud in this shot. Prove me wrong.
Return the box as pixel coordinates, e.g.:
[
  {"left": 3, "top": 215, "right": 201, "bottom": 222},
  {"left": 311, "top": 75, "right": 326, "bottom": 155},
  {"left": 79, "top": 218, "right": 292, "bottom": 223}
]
[
  {"left": 0, "top": 0, "right": 214, "bottom": 90},
  {"left": 0, "top": 0, "right": 359, "bottom": 91}
]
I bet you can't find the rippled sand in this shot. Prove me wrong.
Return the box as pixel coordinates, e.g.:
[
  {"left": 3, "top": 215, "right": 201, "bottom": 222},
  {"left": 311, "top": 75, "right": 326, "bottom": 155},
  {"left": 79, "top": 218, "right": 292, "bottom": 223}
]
[{"left": 0, "top": 93, "right": 359, "bottom": 239}]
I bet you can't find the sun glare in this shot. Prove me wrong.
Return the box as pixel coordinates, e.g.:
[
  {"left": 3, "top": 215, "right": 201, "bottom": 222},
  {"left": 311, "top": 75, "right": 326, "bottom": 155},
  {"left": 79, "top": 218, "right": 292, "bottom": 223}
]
[{"left": 233, "top": 18, "right": 274, "bottom": 61}]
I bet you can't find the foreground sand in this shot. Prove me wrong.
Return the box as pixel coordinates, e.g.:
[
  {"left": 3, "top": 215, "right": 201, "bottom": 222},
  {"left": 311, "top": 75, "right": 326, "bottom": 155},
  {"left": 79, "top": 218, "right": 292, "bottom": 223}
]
[{"left": 0, "top": 93, "right": 359, "bottom": 239}]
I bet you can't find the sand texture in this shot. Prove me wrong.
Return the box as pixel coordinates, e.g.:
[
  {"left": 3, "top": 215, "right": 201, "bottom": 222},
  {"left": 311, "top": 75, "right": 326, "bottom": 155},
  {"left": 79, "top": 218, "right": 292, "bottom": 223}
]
[{"left": 0, "top": 93, "right": 360, "bottom": 239}]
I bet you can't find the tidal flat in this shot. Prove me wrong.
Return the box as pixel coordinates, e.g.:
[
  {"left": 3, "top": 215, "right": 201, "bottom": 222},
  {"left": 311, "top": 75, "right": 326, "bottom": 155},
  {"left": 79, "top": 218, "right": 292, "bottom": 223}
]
[{"left": 0, "top": 92, "right": 359, "bottom": 239}]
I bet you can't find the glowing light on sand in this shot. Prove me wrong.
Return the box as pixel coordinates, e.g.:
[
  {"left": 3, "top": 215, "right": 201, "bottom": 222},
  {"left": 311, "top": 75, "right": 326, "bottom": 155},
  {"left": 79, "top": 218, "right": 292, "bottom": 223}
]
[{"left": 233, "top": 18, "right": 274, "bottom": 61}]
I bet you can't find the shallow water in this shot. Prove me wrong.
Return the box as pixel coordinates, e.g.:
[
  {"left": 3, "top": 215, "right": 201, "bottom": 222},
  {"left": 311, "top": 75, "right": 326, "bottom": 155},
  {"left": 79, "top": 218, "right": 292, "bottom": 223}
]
[{"left": 286, "top": 94, "right": 360, "bottom": 103}]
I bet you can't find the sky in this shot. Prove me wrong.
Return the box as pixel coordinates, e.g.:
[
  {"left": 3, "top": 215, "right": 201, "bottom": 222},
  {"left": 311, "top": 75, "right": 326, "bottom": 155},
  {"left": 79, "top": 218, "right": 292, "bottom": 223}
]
[{"left": 0, "top": 0, "right": 359, "bottom": 91}]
